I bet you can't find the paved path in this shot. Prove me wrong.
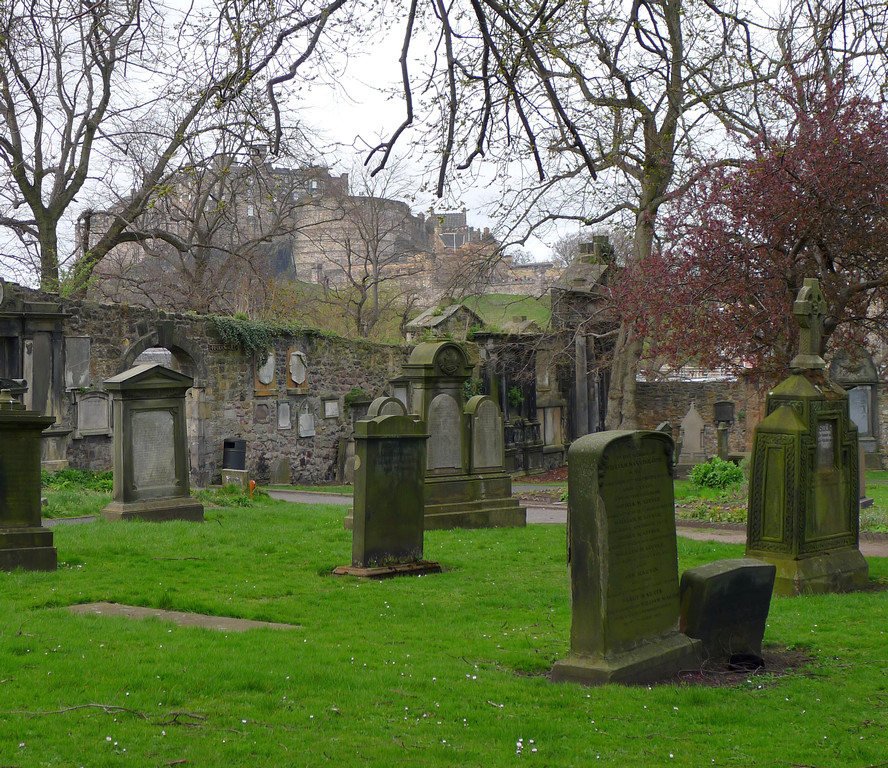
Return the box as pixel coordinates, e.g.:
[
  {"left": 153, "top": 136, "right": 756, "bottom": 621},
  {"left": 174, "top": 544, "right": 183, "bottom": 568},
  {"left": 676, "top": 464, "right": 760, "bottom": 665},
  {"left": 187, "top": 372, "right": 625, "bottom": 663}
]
[{"left": 45, "top": 489, "right": 888, "bottom": 557}]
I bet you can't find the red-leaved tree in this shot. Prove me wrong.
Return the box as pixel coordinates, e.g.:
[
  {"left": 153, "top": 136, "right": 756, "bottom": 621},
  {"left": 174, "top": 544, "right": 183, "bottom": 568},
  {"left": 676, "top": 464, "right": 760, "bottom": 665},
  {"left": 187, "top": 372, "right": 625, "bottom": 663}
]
[{"left": 617, "top": 77, "right": 888, "bottom": 382}]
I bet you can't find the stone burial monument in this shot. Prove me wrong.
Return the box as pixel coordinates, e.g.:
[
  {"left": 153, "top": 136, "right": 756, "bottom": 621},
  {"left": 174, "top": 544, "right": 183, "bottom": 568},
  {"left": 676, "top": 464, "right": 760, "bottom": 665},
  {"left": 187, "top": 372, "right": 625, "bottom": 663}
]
[
  {"left": 0, "top": 379, "right": 57, "bottom": 571},
  {"left": 101, "top": 365, "right": 204, "bottom": 522},
  {"left": 679, "top": 558, "right": 776, "bottom": 669},
  {"left": 746, "top": 278, "right": 868, "bottom": 596},
  {"left": 334, "top": 397, "right": 441, "bottom": 578},
  {"left": 551, "top": 431, "right": 701, "bottom": 685}
]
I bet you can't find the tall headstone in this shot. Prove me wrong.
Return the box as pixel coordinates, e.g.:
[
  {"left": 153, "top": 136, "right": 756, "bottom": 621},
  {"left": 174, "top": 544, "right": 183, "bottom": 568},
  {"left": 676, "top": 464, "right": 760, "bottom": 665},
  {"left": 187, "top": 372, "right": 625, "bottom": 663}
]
[
  {"left": 829, "top": 350, "right": 882, "bottom": 470},
  {"left": 746, "top": 278, "right": 868, "bottom": 595},
  {"left": 551, "top": 431, "right": 701, "bottom": 685},
  {"left": 344, "top": 342, "right": 525, "bottom": 530},
  {"left": 334, "top": 412, "right": 441, "bottom": 578},
  {"left": 677, "top": 403, "right": 706, "bottom": 465},
  {"left": 102, "top": 365, "right": 204, "bottom": 522},
  {"left": 0, "top": 384, "right": 57, "bottom": 571}
]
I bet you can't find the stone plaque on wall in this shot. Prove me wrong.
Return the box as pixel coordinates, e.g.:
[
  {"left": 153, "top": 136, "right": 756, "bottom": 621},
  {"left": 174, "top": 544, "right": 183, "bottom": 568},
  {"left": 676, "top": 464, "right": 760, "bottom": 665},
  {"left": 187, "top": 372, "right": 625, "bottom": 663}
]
[
  {"left": 298, "top": 401, "right": 316, "bottom": 437},
  {"left": 427, "top": 393, "right": 462, "bottom": 471},
  {"left": 131, "top": 409, "right": 176, "bottom": 490},
  {"left": 278, "top": 401, "right": 291, "bottom": 430},
  {"left": 323, "top": 398, "right": 340, "bottom": 419},
  {"left": 254, "top": 351, "right": 275, "bottom": 395},
  {"left": 75, "top": 391, "right": 111, "bottom": 437},
  {"left": 65, "top": 336, "right": 91, "bottom": 389},
  {"left": 288, "top": 349, "right": 307, "bottom": 390}
]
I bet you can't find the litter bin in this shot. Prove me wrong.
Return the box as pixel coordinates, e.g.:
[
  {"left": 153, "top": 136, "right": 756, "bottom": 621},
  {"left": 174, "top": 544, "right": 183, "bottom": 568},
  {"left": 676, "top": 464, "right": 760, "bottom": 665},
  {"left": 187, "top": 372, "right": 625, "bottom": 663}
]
[{"left": 222, "top": 438, "right": 247, "bottom": 470}]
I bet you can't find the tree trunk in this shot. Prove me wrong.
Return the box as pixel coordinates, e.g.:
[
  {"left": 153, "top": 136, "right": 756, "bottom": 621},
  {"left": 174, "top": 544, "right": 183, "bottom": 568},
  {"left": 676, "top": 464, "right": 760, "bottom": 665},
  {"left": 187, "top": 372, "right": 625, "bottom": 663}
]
[{"left": 38, "top": 222, "right": 60, "bottom": 292}]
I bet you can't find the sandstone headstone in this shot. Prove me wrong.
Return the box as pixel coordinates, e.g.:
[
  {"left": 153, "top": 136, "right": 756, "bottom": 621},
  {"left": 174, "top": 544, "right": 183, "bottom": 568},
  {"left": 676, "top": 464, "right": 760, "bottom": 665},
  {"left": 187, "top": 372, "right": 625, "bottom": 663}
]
[
  {"left": 679, "top": 559, "right": 775, "bottom": 667},
  {"left": 270, "top": 457, "right": 291, "bottom": 485},
  {"left": 678, "top": 403, "right": 706, "bottom": 465},
  {"left": 551, "top": 430, "right": 701, "bottom": 685},
  {"left": 367, "top": 396, "right": 408, "bottom": 418},
  {"left": 334, "top": 413, "right": 440, "bottom": 578},
  {"left": 288, "top": 349, "right": 307, "bottom": 388},
  {"left": 427, "top": 393, "right": 463, "bottom": 471},
  {"left": 254, "top": 352, "right": 275, "bottom": 395},
  {"left": 467, "top": 396, "right": 504, "bottom": 471},
  {"left": 64, "top": 336, "right": 91, "bottom": 389},
  {"left": 101, "top": 364, "right": 204, "bottom": 522},
  {"left": 747, "top": 278, "right": 868, "bottom": 595},
  {"left": 0, "top": 387, "right": 57, "bottom": 571},
  {"left": 75, "top": 391, "right": 111, "bottom": 437}
]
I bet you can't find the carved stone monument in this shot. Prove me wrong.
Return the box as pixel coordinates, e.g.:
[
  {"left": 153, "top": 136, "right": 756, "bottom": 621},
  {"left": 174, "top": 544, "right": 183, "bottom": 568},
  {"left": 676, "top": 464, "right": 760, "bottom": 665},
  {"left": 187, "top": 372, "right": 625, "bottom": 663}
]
[
  {"left": 551, "top": 431, "right": 701, "bottom": 685},
  {"left": 746, "top": 278, "right": 868, "bottom": 595},
  {"left": 102, "top": 365, "right": 204, "bottom": 522},
  {"left": 0, "top": 383, "right": 57, "bottom": 571},
  {"left": 676, "top": 403, "right": 706, "bottom": 477},
  {"left": 391, "top": 342, "right": 524, "bottom": 529},
  {"left": 334, "top": 411, "right": 440, "bottom": 578}
]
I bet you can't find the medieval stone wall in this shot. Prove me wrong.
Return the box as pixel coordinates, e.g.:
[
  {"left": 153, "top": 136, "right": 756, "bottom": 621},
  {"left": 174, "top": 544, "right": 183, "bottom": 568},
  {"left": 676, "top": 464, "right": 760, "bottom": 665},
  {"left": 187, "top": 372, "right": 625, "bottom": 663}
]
[
  {"left": 635, "top": 378, "right": 765, "bottom": 459},
  {"left": 50, "top": 295, "right": 408, "bottom": 484}
]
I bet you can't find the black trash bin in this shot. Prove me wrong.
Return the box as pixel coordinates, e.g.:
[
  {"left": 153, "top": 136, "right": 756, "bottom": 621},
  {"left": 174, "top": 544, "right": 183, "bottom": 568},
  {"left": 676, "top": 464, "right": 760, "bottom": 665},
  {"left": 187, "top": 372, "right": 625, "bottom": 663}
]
[{"left": 222, "top": 438, "right": 247, "bottom": 470}]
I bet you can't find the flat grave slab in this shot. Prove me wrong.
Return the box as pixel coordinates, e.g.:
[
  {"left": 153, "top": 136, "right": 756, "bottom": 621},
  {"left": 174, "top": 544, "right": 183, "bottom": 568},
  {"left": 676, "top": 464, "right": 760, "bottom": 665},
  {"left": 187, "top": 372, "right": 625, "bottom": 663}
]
[{"left": 66, "top": 602, "right": 300, "bottom": 632}]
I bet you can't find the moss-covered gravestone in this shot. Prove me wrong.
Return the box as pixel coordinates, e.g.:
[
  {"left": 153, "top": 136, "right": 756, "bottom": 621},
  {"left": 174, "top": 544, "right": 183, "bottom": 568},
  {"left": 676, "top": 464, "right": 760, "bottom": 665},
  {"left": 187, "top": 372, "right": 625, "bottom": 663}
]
[
  {"left": 746, "top": 278, "right": 868, "bottom": 595},
  {"left": 552, "top": 431, "right": 701, "bottom": 685},
  {"left": 0, "top": 387, "right": 57, "bottom": 571},
  {"left": 334, "top": 408, "right": 440, "bottom": 578},
  {"left": 101, "top": 365, "right": 204, "bottom": 522}
]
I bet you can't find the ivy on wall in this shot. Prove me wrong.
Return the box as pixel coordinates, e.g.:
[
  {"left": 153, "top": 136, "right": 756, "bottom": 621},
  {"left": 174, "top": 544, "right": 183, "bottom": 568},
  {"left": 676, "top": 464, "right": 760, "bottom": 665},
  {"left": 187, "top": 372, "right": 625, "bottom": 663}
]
[{"left": 211, "top": 315, "right": 299, "bottom": 357}]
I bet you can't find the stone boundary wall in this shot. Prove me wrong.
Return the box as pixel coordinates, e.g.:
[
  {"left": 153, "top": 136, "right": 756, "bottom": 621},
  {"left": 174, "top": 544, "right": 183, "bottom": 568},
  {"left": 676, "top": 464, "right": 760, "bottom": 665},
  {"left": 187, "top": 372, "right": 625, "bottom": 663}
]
[
  {"left": 635, "top": 378, "right": 766, "bottom": 459},
  {"left": 57, "top": 297, "right": 408, "bottom": 485}
]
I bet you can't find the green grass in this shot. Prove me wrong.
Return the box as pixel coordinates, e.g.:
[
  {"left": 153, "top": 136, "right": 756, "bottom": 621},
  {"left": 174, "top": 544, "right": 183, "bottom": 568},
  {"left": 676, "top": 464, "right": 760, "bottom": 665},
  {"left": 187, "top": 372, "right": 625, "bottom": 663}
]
[
  {"left": 268, "top": 484, "right": 354, "bottom": 494},
  {"left": 462, "top": 293, "right": 551, "bottom": 329},
  {"left": 3, "top": 498, "right": 888, "bottom": 766}
]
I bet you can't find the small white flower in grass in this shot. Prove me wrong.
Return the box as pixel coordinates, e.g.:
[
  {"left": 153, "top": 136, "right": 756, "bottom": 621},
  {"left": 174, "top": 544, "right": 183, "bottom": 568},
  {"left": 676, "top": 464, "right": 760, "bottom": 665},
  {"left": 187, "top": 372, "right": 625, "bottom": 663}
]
[
  {"left": 106, "top": 737, "right": 112, "bottom": 742},
  {"left": 242, "top": 719, "right": 247, "bottom": 724},
  {"left": 18, "top": 743, "right": 25, "bottom": 748}
]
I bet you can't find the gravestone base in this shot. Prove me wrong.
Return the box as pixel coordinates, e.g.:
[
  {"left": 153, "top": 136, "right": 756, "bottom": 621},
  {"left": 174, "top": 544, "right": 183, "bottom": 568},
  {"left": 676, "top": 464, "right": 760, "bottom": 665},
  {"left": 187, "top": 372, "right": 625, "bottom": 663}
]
[
  {"left": 102, "top": 497, "right": 205, "bottom": 523},
  {"left": 680, "top": 559, "right": 775, "bottom": 665},
  {"left": 222, "top": 469, "right": 250, "bottom": 491},
  {"left": 551, "top": 633, "right": 702, "bottom": 686},
  {"left": 0, "top": 527, "right": 57, "bottom": 571},
  {"left": 749, "top": 550, "right": 869, "bottom": 596},
  {"left": 332, "top": 561, "right": 443, "bottom": 579}
]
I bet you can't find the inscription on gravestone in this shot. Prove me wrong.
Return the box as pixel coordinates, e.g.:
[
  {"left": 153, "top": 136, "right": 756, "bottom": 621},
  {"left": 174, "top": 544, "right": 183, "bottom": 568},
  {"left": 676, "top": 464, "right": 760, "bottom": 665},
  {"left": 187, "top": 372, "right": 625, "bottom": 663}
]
[
  {"left": 131, "top": 410, "right": 176, "bottom": 489},
  {"left": 257, "top": 353, "right": 275, "bottom": 386},
  {"left": 427, "top": 394, "right": 462, "bottom": 470},
  {"left": 552, "top": 430, "right": 701, "bottom": 685},
  {"left": 471, "top": 398, "right": 503, "bottom": 470}
]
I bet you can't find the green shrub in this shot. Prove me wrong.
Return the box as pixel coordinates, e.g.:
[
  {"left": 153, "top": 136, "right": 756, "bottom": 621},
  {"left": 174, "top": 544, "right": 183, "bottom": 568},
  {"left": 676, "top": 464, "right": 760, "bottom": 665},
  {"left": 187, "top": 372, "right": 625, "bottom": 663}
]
[
  {"left": 688, "top": 457, "right": 744, "bottom": 490},
  {"left": 40, "top": 468, "right": 113, "bottom": 492}
]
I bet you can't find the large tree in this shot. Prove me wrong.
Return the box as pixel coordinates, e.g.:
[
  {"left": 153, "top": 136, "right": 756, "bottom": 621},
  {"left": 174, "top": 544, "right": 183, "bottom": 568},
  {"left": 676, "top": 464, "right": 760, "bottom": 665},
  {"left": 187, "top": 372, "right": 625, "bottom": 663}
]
[
  {"left": 616, "top": 76, "right": 888, "bottom": 382},
  {"left": 0, "top": 0, "right": 351, "bottom": 290},
  {"left": 367, "top": 0, "right": 777, "bottom": 427}
]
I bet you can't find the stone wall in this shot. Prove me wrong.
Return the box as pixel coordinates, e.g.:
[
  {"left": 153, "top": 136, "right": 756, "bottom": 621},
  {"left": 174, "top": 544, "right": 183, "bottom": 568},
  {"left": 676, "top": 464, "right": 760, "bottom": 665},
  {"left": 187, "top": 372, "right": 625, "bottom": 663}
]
[
  {"left": 635, "top": 378, "right": 766, "bottom": 459},
  {"left": 46, "top": 295, "right": 408, "bottom": 485}
]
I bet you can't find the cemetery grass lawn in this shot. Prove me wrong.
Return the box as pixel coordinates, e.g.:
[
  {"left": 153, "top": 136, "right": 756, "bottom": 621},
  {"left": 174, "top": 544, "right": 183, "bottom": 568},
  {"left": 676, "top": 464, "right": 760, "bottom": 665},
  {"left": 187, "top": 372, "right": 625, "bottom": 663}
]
[
  {"left": 3, "top": 500, "right": 888, "bottom": 767},
  {"left": 40, "top": 486, "right": 111, "bottom": 519}
]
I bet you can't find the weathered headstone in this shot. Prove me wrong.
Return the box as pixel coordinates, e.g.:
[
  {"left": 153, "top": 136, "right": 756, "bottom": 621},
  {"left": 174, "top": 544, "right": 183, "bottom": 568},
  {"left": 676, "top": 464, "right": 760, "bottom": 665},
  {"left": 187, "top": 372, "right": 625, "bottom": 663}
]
[
  {"left": 277, "top": 401, "right": 291, "bottom": 430},
  {"left": 269, "top": 457, "right": 291, "bottom": 485},
  {"left": 830, "top": 350, "right": 882, "bottom": 470},
  {"left": 367, "top": 396, "right": 408, "bottom": 418},
  {"left": 75, "top": 390, "right": 111, "bottom": 437},
  {"left": 287, "top": 349, "right": 308, "bottom": 392},
  {"left": 427, "top": 393, "right": 463, "bottom": 470},
  {"left": 0, "top": 385, "right": 57, "bottom": 571},
  {"left": 334, "top": 413, "right": 440, "bottom": 578},
  {"left": 677, "top": 403, "right": 706, "bottom": 468},
  {"left": 551, "top": 431, "right": 701, "bottom": 685},
  {"left": 467, "top": 396, "right": 504, "bottom": 471},
  {"left": 254, "top": 351, "right": 276, "bottom": 395},
  {"left": 679, "top": 559, "right": 775, "bottom": 667},
  {"left": 297, "top": 401, "right": 316, "bottom": 437},
  {"left": 101, "top": 364, "right": 204, "bottom": 522},
  {"left": 746, "top": 278, "right": 868, "bottom": 595}
]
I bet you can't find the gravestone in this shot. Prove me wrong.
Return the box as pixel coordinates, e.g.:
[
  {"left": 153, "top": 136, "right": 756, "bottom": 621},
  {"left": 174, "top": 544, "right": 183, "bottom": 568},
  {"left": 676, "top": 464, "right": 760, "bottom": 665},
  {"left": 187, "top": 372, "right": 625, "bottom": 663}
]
[
  {"left": 0, "top": 385, "right": 57, "bottom": 571},
  {"left": 364, "top": 341, "right": 524, "bottom": 530},
  {"left": 269, "top": 457, "right": 291, "bottom": 485},
  {"left": 467, "top": 396, "right": 504, "bottom": 472},
  {"left": 746, "top": 278, "right": 868, "bottom": 595},
  {"left": 255, "top": 351, "right": 275, "bottom": 395},
  {"left": 277, "top": 401, "right": 291, "bottom": 430},
  {"left": 334, "top": 412, "right": 440, "bottom": 578},
  {"left": 75, "top": 390, "right": 111, "bottom": 437},
  {"left": 829, "top": 350, "right": 881, "bottom": 470},
  {"left": 551, "top": 431, "right": 701, "bottom": 685},
  {"left": 101, "top": 364, "right": 204, "bottom": 522},
  {"left": 679, "top": 559, "right": 775, "bottom": 667},
  {"left": 676, "top": 404, "right": 706, "bottom": 477},
  {"left": 287, "top": 349, "right": 308, "bottom": 393},
  {"left": 367, "top": 396, "right": 408, "bottom": 418}
]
